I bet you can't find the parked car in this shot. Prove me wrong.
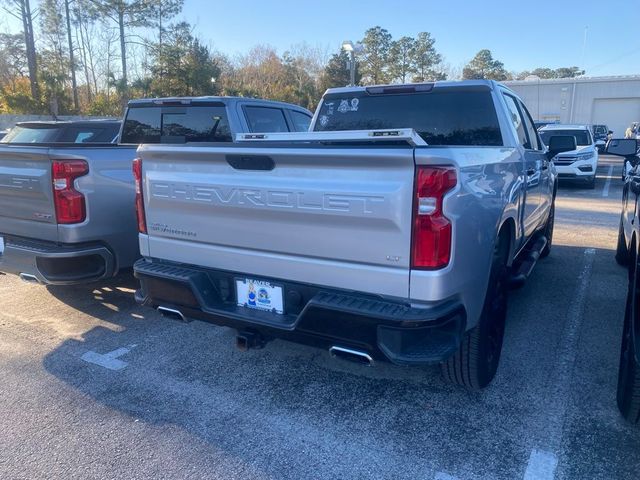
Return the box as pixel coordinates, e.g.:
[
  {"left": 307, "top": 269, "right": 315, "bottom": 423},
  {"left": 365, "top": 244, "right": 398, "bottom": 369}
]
[
  {"left": 0, "top": 120, "right": 121, "bottom": 144},
  {"left": 133, "top": 80, "right": 576, "bottom": 390},
  {"left": 539, "top": 124, "right": 599, "bottom": 188},
  {"left": 609, "top": 138, "right": 640, "bottom": 423},
  {"left": 0, "top": 97, "right": 312, "bottom": 285},
  {"left": 534, "top": 120, "right": 557, "bottom": 130},
  {"left": 592, "top": 124, "right": 613, "bottom": 153}
]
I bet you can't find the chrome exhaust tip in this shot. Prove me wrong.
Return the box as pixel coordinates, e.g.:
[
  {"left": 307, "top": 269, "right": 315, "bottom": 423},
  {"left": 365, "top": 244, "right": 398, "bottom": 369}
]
[
  {"left": 19, "top": 273, "right": 40, "bottom": 284},
  {"left": 157, "top": 306, "right": 188, "bottom": 322},
  {"left": 329, "top": 346, "right": 374, "bottom": 366}
]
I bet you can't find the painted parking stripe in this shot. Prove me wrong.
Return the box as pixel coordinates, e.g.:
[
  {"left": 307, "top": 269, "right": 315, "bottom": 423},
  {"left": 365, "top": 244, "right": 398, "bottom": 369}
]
[
  {"left": 522, "top": 248, "right": 596, "bottom": 479},
  {"left": 81, "top": 345, "right": 136, "bottom": 370},
  {"left": 602, "top": 164, "right": 614, "bottom": 197},
  {"left": 434, "top": 472, "right": 459, "bottom": 480},
  {"left": 524, "top": 449, "right": 558, "bottom": 480}
]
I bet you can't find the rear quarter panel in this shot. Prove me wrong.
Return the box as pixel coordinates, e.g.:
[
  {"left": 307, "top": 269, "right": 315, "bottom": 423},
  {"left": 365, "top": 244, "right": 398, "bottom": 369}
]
[
  {"left": 411, "top": 146, "right": 523, "bottom": 330},
  {"left": 54, "top": 146, "right": 139, "bottom": 269}
]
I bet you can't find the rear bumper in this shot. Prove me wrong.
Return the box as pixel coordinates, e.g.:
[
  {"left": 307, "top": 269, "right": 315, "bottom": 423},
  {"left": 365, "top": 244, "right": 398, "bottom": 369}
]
[
  {"left": 0, "top": 235, "right": 115, "bottom": 285},
  {"left": 134, "top": 258, "right": 467, "bottom": 365}
]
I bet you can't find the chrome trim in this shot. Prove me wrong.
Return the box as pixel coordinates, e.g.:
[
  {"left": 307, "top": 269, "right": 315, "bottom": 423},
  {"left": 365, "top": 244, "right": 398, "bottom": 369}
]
[
  {"left": 157, "top": 306, "right": 186, "bottom": 322},
  {"left": 19, "top": 273, "right": 39, "bottom": 284},
  {"left": 329, "top": 346, "right": 374, "bottom": 366}
]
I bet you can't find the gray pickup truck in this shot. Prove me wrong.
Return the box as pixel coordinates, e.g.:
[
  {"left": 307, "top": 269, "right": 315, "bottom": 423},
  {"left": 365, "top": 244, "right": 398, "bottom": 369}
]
[
  {"left": 0, "top": 97, "right": 311, "bottom": 285},
  {"left": 133, "top": 81, "right": 576, "bottom": 389}
]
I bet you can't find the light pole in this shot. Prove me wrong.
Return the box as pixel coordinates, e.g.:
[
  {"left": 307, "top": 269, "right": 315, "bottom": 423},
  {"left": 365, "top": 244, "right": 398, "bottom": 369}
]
[{"left": 342, "top": 40, "right": 356, "bottom": 87}]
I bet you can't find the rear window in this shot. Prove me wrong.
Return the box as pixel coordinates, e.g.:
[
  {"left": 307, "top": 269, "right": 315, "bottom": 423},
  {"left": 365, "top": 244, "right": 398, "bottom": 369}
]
[
  {"left": 244, "top": 106, "right": 289, "bottom": 133},
  {"left": 290, "top": 110, "right": 312, "bottom": 132},
  {"left": 58, "top": 125, "right": 120, "bottom": 143},
  {"left": 121, "top": 105, "right": 232, "bottom": 144},
  {"left": 314, "top": 89, "right": 503, "bottom": 146},
  {"left": 1, "top": 126, "right": 60, "bottom": 143}
]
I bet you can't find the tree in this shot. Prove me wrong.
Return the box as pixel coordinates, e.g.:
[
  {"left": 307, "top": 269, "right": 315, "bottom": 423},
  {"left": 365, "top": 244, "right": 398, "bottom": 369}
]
[
  {"left": 358, "top": 26, "right": 392, "bottom": 85},
  {"left": 462, "top": 49, "right": 509, "bottom": 81},
  {"left": 411, "top": 32, "right": 444, "bottom": 82},
  {"left": 39, "top": 0, "right": 73, "bottom": 115},
  {"left": 147, "top": 0, "right": 183, "bottom": 82},
  {"left": 516, "top": 66, "right": 585, "bottom": 80},
  {"left": 86, "top": 0, "right": 156, "bottom": 100},
  {"left": 148, "top": 22, "right": 221, "bottom": 97},
  {"left": 389, "top": 36, "right": 415, "bottom": 83},
  {"left": 319, "top": 49, "right": 361, "bottom": 91},
  {"left": 63, "top": 0, "right": 79, "bottom": 110},
  {"left": 554, "top": 66, "right": 584, "bottom": 79},
  {"left": 2, "top": 0, "right": 39, "bottom": 101},
  {"left": 0, "top": 33, "right": 27, "bottom": 86}
]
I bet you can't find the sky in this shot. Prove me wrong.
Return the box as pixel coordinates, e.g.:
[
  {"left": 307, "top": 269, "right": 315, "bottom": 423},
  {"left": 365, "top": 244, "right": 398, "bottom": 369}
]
[
  {"left": 177, "top": 0, "right": 640, "bottom": 76},
  {"left": 3, "top": 0, "right": 640, "bottom": 77}
]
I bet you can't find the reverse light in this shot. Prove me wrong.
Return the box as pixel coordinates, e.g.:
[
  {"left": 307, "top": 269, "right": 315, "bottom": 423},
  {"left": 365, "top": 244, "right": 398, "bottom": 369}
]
[
  {"left": 411, "top": 166, "right": 457, "bottom": 269},
  {"left": 52, "top": 159, "right": 89, "bottom": 224},
  {"left": 132, "top": 158, "right": 147, "bottom": 234}
]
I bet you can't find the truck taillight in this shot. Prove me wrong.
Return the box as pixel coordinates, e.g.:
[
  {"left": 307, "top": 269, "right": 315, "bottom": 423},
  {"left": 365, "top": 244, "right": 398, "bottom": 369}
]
[
  {"left": 411, "top": 166, "right": 457, "bottom": 269},
  {"left": 52, "top": 159, "right": 89, "bottom": 224},
  {"left": 132, "top": 158, "right": 147, "bottom": 234}
]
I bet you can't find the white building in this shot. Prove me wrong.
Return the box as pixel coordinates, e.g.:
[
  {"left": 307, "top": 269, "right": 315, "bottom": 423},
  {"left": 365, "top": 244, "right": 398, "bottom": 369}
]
[{"left": 504, "top": 75, "right": 640, "bottom": 137}]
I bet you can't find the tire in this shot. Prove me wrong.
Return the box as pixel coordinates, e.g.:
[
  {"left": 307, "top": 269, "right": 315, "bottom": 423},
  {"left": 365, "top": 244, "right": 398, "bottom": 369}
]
[
  {"left": 441, "top": 235, "right": 509, "bottom": 390},
  {"left": 540, "top": 201, "right": 555, "bottom": 258},
  {"left": 616, "top": 215, "right": 630, "bottom": 266},
  {"left": 617, "top": 245, "right": 640, "bottom": 423}
]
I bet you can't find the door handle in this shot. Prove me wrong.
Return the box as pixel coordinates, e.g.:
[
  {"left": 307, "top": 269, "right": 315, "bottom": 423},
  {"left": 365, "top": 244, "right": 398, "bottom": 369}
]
[{"left": 526, "top": 168, "right": 535, "bottom": 176}]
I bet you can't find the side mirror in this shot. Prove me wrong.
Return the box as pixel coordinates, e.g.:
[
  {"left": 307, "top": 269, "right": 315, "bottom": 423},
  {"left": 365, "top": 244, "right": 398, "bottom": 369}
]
[
  {"left": 547, "top": 135, "right": 577, "bottom": 160},
  {"left": 606, "top": 138, "right": 638, "bottom": 157}
]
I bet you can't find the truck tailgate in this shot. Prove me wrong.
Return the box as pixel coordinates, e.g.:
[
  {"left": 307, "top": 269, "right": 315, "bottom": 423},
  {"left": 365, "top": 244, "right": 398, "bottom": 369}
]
[
  {"left": 140, "top": 145, "right": 416, "bottom": 298},
  {"left": 0, "top": 146, "right": 57, "bottom": 241}
]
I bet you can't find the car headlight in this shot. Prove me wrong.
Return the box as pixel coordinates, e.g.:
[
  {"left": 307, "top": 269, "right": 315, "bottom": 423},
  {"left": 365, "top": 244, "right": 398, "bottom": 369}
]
[{"left": 578, "top": 151, "right": 596, "bottom": 160}]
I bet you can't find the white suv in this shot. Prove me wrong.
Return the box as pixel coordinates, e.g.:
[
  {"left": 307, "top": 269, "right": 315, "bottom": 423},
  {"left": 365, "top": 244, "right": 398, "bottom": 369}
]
[{"left": 539, "top": 124, "right": 598, "bottom": 188}]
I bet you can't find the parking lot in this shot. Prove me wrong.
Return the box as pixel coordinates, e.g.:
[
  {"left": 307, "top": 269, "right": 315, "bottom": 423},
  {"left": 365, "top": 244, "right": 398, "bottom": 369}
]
[{"left": 0, "top": 155, "right": 637, "bottom": 479}]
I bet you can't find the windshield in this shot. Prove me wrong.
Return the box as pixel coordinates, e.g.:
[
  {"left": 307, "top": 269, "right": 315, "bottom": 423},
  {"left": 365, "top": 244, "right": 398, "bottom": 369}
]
[
  {"left": 314, "top": 90, "right": 503, "bottom": 146},
  {"left": 593, "top": 125, "right": 607, "bottom": 135},
  {"left": 0, "top": 125, "right": 60, "bottom": 143},
  {"left": 539, "top": 129, "right": 591, "bottom": 147}
]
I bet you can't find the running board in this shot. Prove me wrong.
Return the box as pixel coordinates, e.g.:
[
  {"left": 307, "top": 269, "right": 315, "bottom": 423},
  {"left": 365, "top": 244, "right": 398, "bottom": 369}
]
[{"left": 509, "top": 236, "right": 547, "bottom": 289}]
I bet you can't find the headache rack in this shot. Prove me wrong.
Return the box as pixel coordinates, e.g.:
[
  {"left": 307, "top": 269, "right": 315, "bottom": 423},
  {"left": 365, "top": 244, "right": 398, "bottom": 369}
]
[{"left": 235, "top": 129, "right": 428, "bottom": 147}]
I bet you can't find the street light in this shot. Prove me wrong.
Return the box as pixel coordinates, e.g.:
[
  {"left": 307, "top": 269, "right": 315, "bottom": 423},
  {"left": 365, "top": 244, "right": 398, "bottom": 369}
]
[{"left": 342, "top": 40, "right": 357, "bottom": 87}]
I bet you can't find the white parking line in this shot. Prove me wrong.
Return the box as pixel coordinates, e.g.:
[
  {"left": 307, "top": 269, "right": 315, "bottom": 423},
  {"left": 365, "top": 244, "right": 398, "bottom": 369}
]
[
  {"left": 524, "top": 449, "right": 558, "bottom": 480},
  {"left": 434, "top": 472, "right": 459, "bottom": 480},
  {"left": 602, "top": 165, "right": 614, "bottom": 197},
  {"left": 523, "top": 248, "right": 595, "bottom": 479},
  {"left": 81, "top": 345, "right": 136, "bottom": 370}
]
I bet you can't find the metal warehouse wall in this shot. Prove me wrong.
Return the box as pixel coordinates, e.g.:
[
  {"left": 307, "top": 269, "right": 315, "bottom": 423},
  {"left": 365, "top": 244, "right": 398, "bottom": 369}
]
[{"left": 504, "top": 76, "right": 640, "bottom": 137}]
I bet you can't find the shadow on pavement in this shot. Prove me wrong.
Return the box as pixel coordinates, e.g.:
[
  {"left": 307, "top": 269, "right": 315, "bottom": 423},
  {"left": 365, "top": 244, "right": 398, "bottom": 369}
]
[{"left": 38, "top": 243, "right": 639, "bottom": 479}]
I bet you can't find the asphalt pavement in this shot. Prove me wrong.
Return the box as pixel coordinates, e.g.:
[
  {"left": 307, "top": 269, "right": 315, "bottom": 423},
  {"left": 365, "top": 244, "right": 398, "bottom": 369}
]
[{"left": 0, "top": 155, "right": 637, "bottom": 479}]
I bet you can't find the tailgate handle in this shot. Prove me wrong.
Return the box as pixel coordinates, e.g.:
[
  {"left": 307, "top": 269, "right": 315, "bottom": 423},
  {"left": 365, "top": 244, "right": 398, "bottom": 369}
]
[{"left": 226, "top": 155, "right": 275, "bottom": 171}]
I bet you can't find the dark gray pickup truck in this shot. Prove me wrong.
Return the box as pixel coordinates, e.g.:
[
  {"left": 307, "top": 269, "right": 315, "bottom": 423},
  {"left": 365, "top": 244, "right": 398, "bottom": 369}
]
[
  {"left": 0, "top": 97, "right": 311, "bottom": 285},
  {"left": 0, "top": 120, "right": 121, "bottom": 144}
]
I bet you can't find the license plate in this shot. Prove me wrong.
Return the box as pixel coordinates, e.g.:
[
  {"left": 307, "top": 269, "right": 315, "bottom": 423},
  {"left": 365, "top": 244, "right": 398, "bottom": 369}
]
[{"left": 236, "top": 278, "right": 284, "bottom": 314}]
